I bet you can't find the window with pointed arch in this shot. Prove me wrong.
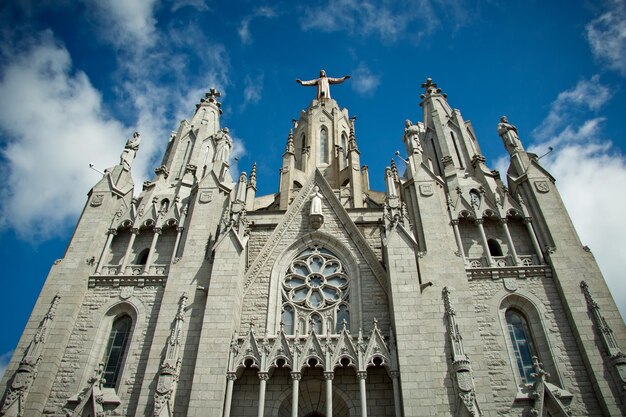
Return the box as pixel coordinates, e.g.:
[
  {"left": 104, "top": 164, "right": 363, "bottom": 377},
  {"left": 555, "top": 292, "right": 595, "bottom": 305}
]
[
  {"left": 506, "top": 309, "right": 537, "bottom": 384},
  {"left": 102, "top": 314, "right": 133, "bottom": 388},
  {"left": 319, "top": 127, "right": 329, "bottom": 164},
  {"left": 281, "top": 245, "right": 349, "bottom": 335}
]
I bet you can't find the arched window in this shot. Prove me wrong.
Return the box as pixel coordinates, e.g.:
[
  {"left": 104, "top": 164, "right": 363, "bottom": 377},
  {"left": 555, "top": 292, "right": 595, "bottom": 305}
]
[
  {"left": 319, "top": 127, "right": 329, "bottom": 164},
  {"left": 340, "top": 132, "right": 348, "bottom": 168},
  {"left": 310, "top": 313, "right": 323, "bottom": 334},
  {"left": 160, "top": 199, "right": 170, "bottom": 214},
  {"left": 488, "top": 239, "right": 503, "bottom": 256},
  {"left": 336, "top": 304, "right": 350, "bottom": 333},
  {"left": 281, "top": 305, "right": 295, "bottom": 335},
  {"left": 102, "top": 315, "right": 132, "bottom": 388},
  {"left": 296, "top": 134, "right": 307, "bottom": 171},
  {"left": 136, "top": 248, "right": 150, "bottom": 265},
  {"left": 282, "top": 245, "right": 349, "bottom": 335},
  {"left": 506, "top": 309, "right": 537, "bottom": 384}
]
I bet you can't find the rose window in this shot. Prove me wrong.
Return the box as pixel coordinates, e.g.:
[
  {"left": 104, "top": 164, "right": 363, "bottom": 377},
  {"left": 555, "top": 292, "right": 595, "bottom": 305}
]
[{"left": 281, "top": 246, "right": 350, "bottom": 335}]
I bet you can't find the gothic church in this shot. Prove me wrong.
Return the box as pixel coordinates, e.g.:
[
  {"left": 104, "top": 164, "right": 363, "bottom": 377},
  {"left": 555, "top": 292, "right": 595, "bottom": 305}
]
[{"left": 2, "top": 73, "right": 625, "bottom": 417}]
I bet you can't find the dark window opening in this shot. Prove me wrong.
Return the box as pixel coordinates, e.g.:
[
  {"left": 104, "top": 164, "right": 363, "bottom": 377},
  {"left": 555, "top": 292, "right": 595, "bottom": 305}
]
[
  {"left": 102, "top": 315, "right": 132, "bottom": 388},
  {"left": 488, "top": 239, "right": 503, "bottom": 256}
]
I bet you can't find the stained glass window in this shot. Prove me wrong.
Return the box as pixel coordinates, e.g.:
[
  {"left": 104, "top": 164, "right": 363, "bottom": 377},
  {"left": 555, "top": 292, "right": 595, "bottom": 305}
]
[
  {"left": 102, "top": 315, "right": 132, "bottom": 388},
  {"left": 506, "top": 309, "right": 537, "bottom": 384},
  {"left": 281, "top": 246, "right": 349, "bottom": 335}
]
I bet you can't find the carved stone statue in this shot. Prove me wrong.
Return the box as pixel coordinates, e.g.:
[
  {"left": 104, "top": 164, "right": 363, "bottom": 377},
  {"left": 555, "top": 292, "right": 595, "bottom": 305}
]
[
  {"left": 497, "top": 116, "right": 522, "bottom": 153},
  {"left": 403, "top": 119, "right": 423, "bottom": 153},
  {"left": 310, "top": 186, "right": 323, "bottom": 215},
  {"left": 309, "top": 185, "right": 324, "bottom": 229},
  {"left": 120, "top": 132, "right": 141, "bottom": 169},
  {"left": 296, "top": 70, "right": 350, "bottom": 100},
  {"left": 213, "top": 128, "right": 233, "bottom": 164}
]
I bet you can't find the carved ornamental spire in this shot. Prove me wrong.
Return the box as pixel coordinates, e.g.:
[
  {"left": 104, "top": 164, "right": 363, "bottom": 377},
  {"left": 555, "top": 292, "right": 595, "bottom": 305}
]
[
  {"left": 581, "top": 281, "right": 626, "bottom": 396},
  {"left": 154, "top": 293, "right": 188, "bottom": 417},
  {"left": 442, "top": 287, "right": 480, "bottom": 416},
  {"left": 1, "top": 294, "right": 60, "bottom": 417}
]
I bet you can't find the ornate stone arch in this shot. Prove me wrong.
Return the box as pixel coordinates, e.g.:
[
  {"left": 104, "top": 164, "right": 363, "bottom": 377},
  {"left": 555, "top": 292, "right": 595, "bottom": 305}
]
[
  {"left": 492, "top": 289, "right": 563, "bottom": 387},
  {"left": 266, "top": 231, "right": 362, "bottom": 335},
  {"left": 271, "top": 378, "right": 357, "bottom": 417}
]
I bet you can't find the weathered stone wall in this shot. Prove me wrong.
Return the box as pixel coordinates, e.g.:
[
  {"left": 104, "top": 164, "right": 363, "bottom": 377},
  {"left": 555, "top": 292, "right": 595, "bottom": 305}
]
[
  {"left": 469, "top": 275, "right": 602, "bottom": 416},
  {"left": 42, "top": 286, "right": 162, "bottom": 416}
]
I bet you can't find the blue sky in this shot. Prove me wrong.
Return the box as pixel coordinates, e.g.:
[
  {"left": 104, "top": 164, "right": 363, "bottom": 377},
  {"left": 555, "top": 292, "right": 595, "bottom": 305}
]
[{"left": 1, "top": 0, "right": 626, "bottom": 377}]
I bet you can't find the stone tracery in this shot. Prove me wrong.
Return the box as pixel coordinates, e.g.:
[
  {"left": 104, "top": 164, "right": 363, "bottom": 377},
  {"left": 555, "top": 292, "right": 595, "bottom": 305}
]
[{"left": 282, "top": 246, "right": 350, "bottom": 334}]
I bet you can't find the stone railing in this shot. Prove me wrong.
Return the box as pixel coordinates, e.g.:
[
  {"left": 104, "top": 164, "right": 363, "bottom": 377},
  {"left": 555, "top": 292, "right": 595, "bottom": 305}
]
[
  {"left": 89, "top": 264, "right": 169, "bottom": 288},
  {"left": 99, "top": 264, "right": 169, "bottom": 276},
  {"left": 467, "top": 254, "right": 540, "bottom": 269}
]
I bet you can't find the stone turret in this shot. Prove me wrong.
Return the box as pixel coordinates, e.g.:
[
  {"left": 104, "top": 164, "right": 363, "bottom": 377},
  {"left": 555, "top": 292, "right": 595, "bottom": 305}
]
[{"left": 278, "top": 97, "right": 365, "bottom": 209}]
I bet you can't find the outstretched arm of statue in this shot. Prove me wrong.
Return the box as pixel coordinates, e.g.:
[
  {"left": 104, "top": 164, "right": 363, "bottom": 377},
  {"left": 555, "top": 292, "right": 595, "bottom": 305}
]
[
  {"left": 328, "top": 75, "right": 350, "bottom": 84},
  {"left": 296, "top": 78, "right": 318, "bottom": 86}
]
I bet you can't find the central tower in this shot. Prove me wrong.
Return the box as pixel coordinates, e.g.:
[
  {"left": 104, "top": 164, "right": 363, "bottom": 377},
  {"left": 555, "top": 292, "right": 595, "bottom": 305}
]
[{"left": 279, "top": 71, "right": 366, "bottom": 209}]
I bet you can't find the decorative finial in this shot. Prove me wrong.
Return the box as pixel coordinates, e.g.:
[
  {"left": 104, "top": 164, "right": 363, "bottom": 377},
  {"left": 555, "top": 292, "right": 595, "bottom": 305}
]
[
  {"left": 196, "top": 88, "right": 223, "bottom": 113},
  {"left": 349, "top": 116, "right": 358, "bottom": 150},
  {"left": 420, "top": 77, "right": 446, "bottom": 100},
  {"left": 249, "top": 162, "right": 257, "bottom": 188},
  {"left": 285, "top": 129, "right": 295, "bottom": 154}
]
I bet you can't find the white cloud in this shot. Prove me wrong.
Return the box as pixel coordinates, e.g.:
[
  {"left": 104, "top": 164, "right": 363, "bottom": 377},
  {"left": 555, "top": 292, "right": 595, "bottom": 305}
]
[
  {"left": 85, "top": 0, "right": 158, "bottom": 48},
  {"left": 532, "top": 75, "right": 611, "bottom": 141},
  {"left": 0, "top": 350, "right": 12, "bottom": 381},
  {"left": 243, "top": 73, "right": 264, "bottom": 107},
  {"left": 351, "top": 64, "right": 380, "bottom": 95},
  {"left": 586, "top": 0, "right": 626, "bottom": 76},
  {"left": 522, "top": 76, "right": 626, "bottom": 320},
  {"left": 238, "top": 6, "right": 277, "bottom": 44},
  {"left": 301, "top": 0, "right": 468, "bottom": 41},
  {"left": 171, "top": 0, "right": 210, "bottom": 12},
  {"left": 0, "top": 35, "right": 131, "bottom": 240}
]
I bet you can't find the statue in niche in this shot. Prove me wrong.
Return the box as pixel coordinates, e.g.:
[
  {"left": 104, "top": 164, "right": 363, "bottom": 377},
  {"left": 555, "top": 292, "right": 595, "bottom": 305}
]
[
  {"left": 470, "top": 190, "right": 481, "bottom": 210},
  {"left": 120, "top": 132, "right": 141, "bottom": 169},
  {"left": 213, "top": 127, "right": 233, "bottom": 164},
  {"left": 497, "top": 116, "right": 523, "bottom": 152},
  {"left": 296, "top": 70, "right": 350, "bottom": 100},
  {"left": 403, "top": 119, "right": 423, "bottom": 153}
]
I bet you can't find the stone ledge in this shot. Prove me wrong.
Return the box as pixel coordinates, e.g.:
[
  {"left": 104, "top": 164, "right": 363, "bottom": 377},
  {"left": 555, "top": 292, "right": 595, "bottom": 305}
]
[
  {"left": 466, "top": 265, "right": 551, "bottom": 280},
  {"left": 88, "top": 275, "right": 167, "bottom": 288}
]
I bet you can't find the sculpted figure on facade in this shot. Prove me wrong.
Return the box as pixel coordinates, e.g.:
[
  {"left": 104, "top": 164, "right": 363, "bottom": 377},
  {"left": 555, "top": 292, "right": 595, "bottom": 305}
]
[
  {"left": 120, "top": 132, "right": 141, "bottom": 169},
  {"left": 403, "top": 119, "right": 423, "bottom": 153},
  {"left": 213, "top": 127, "right": 233, "bottom": 164},
  {"left": 296, "top": 70, "right": 350, "bottom": 100},
  {"left": 497, "top": 116, "right": 523, "bottom": 153}
]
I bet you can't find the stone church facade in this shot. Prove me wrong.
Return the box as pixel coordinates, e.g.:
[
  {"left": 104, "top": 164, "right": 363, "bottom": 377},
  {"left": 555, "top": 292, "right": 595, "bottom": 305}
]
[{"left": 1, "top": 75, "right": 625, "bottom": 417}]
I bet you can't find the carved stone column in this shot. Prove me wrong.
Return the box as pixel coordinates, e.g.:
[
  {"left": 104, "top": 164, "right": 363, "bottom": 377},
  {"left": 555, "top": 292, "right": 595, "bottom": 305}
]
[
  {"left": 390, "top": 371, "right": 402, "bottom": 417},
  {"left": 291, "top": 372, "right": 301, "bottom": 417},
  {"left": 257, "top": 372, "right": 269, "bottom": 417},
  {"left": 171, "top": 226, "right": 184, "bottom": 263},
  {"left": 143, "top": 227, "right": 162, "bottom": 275},
  {"left": 501, "top": 219, "right": 520, "bottom": 266},
  {"left": 524, "top": 217, "right": 545, "bottom": 264},
  {"left": 118, "top": 228, "right": 139, "bottom": 275},
  {"left": 223, "top": 373, "right": 237, "bottom": 417},
  {"left": 357, "top": 371, "right": 368, "bottom": 417},
  {"left": 324, "top": 371, "right": 334, "bottom": 417},
  {"left": 95, "top": 228, "right": 116, "bottom": 274},
  {"left": 451, "top": 219, "right": 466, "bottom": 260},
  {"left": 474, "top": 219, "right": 493, "bottom": 266}
]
